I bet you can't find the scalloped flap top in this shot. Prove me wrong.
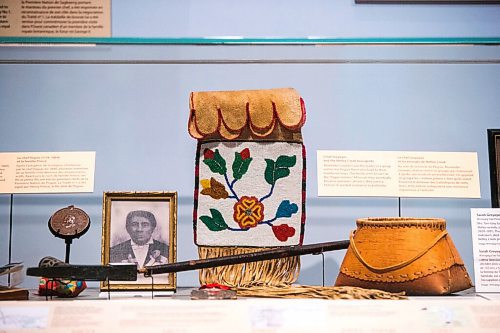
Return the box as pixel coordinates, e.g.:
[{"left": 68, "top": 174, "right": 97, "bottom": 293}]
[{"left": 188, "top": 88, "right": 306, "bottom": 140}]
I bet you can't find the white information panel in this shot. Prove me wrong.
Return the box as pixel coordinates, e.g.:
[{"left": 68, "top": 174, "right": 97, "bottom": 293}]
[
  {"left": 317, "top": 150, "right": 480, "bottom": 198},
  {"left": 0, "top": 0, "right": 111, "bottom": 37},
  {"left": 471, "top": 208, "right": 500, "bottom": 293},
  {"left": 0, "top": 151, "right": 95, "bottom": 194}
]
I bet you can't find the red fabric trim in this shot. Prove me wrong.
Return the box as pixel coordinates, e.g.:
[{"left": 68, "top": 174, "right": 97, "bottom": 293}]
[
  {"left": 219, "top": 107, "right": 244, "bottom": 139},
  {"left": 247, "top": 101, "right": 276, "bottom": 132},
  {"left": 274, "top": 97, "right": 306, "bottom": 131},
  {"left": 187, "top": 93, "right": 196, "bottom": 138},
  {"left": 192, "top": 111, "right": 221, "bottom": 137},
  {"left": 220, "top": 105, "right": 248, "bottom": 132},
  {"left": 188, "top": 110, "right": 204, "bottom": 139},
  {"left": 249, "top": 117, "right": 277, "bottom": 138},
  {"left": 219, "top": 128, "right": 243, "bottom": 140},
  {"left": 300, "top": 97, "right": 307, "bottom": 127},
  {"left": 199, "top": 283, "right": 231, "bottom": 290}
]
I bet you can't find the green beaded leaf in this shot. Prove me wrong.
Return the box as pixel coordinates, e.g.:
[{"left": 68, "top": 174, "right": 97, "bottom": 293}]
[
  {"left": 276, "top": 155, "right": 296, "bottom": 168},
  {"left": 203, "top": 149, "right": 227, "bottom": 175},
  {"left": 264, "top": 155, "right": 297, "bottom": 185},
  {"left": 264, "top": 159, "right": 275, "bottom": 185},
  {"left": 232, "top": 152, "right": 253, "bottom": 180},
  {"left": 199, "top": 209, "right": 228, "bottom": 231}
]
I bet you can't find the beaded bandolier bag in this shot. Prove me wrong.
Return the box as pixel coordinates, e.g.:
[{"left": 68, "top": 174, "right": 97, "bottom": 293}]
[{"left": 188, "top": 88, "right": 307, "bottom": 287}]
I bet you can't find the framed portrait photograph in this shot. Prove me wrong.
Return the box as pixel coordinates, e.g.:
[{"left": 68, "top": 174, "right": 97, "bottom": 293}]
[
  {"left": 101, "top": 191, "right": 177, "bottom": 291},
  {"left": 488, "top": 129, "right": 500, "bottom": 208}
]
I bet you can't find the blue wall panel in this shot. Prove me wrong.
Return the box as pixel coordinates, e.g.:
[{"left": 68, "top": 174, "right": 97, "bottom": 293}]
[{"left": 1, "top": 45, "right": 499, "bottom": 287}]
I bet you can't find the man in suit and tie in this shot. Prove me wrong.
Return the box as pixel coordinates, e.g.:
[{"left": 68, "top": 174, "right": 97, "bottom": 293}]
[{"left": 110, "top": 210, "right": 168, "bottom": 268}]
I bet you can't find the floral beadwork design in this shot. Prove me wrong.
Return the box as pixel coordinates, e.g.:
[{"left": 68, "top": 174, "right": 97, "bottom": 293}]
[
  {"left": 199, "top": 147, "right": 298, "bottom": 242},
  {"left": 233, "top": 196, "right": 264, "bottom": 229}
]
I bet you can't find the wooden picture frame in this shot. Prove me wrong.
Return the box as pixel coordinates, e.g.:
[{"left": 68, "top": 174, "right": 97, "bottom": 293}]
[
  {"left": 488, "top": 129, "right": 500, "bottom": 208},
  {"left": 101, "top": 191, "right": 177, "bottom": 291}
]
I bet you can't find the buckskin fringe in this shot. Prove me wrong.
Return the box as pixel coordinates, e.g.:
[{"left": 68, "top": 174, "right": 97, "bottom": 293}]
[
  {"left": 237, "top": 285, "right": 407, "bottom": 300},
  {"left": 198, "top": 246, "right": 300, "bottom": 287}
]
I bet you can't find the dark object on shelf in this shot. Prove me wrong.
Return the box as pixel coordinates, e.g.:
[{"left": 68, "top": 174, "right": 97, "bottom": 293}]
[
  {"left": 38, "top": 256, "right": 70, "bottom": 268},
  {"left": 38, "top": 278, "right": 87, "bottom": 298},
  {"left": 0, "top": 286, "right": 29, "bottom": 301},
  {"left": 48, "top": 205, "right": 91, "bottom": 263},
  {"left": 335, "top": 217, "right": 473, "bottom": 296},
  {"left": 140, "top": 240, "right": 350, "bottom": 275},
  {"left": 27, "top": 264, "right": 137, "bottom": 281},
  {"left": 34, "top": 256, "right": 88, "bottom": 298},
  {"left": 488, "top": 129, "right": 500, "bottom": 208}
]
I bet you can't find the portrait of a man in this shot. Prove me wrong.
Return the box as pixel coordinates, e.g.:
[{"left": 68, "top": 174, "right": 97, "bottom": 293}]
[
  {"left": 110, "top": 210, "right": 169, "bottom": 268},
  {"left": 102, "top": 192, "right": 177, "bottom": 290}
]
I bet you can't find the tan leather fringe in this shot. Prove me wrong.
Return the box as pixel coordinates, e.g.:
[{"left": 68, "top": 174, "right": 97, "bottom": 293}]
[
  {"left": 237, "top": 284, "right": 407, "bottom": 300},
  {"left": 198, "top": 246, "right": 300, "bottom": 287}
]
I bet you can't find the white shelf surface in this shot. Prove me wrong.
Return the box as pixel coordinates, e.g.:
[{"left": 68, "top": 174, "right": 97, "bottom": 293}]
[{"left": 1, "top": 287, "right": 499, "bottom": 332}]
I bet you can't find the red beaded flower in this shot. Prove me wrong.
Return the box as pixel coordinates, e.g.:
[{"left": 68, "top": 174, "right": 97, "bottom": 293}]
[
  {"left": 233, "top": 196, "right": 264, "bottom": 229},
  {"left": 271, "top": 224, "right": 296, "bottom": 242}
]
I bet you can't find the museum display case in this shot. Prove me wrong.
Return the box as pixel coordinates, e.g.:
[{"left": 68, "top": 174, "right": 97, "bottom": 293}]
[{"left": 1, "top": 34, "right": 500, "bottom": 331}]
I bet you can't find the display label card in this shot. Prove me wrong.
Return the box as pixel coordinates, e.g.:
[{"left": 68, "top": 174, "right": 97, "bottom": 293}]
[
  {"left": 317, "top": 150, "right": 480, "bottom": 198},
  {"left": 1, "top": 299, "right": 498, "bottom": 332},
  {"left": 0, "top": 151, "right": 95, "bottom": 194},
  {"left": 0, "top": 0, "right": 110, "bottom": 37},
  {"left": 471, "top": 208, "right": 500, "bottom": 292}
]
